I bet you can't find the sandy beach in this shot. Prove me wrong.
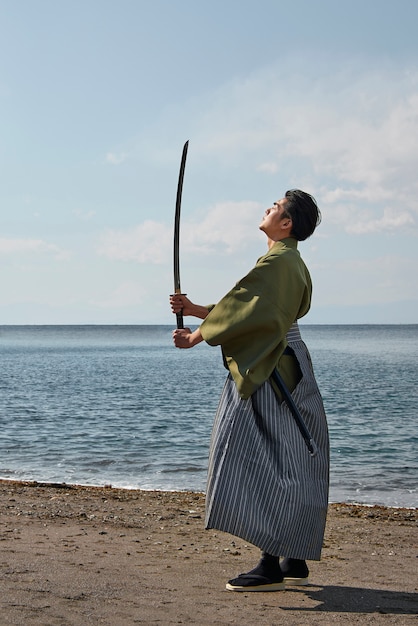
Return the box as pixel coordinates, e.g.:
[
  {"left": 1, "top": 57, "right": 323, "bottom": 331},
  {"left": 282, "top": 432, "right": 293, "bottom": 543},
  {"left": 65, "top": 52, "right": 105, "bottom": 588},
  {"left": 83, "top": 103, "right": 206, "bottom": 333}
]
[{"left": 0, "top": 480, "right": 416, "bottom": 625}]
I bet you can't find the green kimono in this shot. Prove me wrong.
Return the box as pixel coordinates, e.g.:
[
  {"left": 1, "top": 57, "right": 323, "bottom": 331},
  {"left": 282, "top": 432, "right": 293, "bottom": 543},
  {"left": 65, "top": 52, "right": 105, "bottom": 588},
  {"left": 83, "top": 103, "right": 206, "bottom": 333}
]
[{"left": 200, "top": 238, "right": 312, "bottom": 399}]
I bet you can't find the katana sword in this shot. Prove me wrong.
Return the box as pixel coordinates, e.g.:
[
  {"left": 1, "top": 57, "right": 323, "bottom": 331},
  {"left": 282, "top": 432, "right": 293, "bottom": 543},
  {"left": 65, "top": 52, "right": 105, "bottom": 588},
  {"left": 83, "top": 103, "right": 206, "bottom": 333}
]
[
  {"left": 271, "top": 366, "right": 318, "bottom": 456},
  {"left": 173, "top": 140, "right": 189, "bottom": 329}
]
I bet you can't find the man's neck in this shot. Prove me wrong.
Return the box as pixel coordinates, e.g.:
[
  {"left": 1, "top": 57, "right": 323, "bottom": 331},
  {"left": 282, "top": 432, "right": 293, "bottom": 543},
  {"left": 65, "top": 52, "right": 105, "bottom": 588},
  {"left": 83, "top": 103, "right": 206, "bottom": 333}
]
[{"left": 267, "top": 232, "right": 293, "bottom": 249}]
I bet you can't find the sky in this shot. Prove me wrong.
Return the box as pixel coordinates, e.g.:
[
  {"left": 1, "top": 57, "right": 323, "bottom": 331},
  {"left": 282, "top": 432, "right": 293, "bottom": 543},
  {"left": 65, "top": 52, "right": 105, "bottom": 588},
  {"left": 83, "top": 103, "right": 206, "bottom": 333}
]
[{"left": 1, "top": 0, "right": 418, "bottom": 325}]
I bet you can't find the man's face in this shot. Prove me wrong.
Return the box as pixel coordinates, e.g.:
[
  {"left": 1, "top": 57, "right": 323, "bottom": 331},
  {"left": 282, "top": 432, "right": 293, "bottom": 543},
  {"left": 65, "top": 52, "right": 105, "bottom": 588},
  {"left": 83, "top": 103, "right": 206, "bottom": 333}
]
[{"left": 259, "top": 198, "right": 291, "bottom": 237}]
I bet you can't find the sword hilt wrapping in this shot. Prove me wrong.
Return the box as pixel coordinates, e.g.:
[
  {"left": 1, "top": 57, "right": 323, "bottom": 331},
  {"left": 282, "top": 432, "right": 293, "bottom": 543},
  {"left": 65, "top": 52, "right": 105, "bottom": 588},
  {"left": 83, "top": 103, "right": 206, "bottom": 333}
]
[
  {"left": 176, "top": 312, "right": 184, "bottom": 330},
  {"left": 172, "top": 291, "right": 187, "bottom": 330}
]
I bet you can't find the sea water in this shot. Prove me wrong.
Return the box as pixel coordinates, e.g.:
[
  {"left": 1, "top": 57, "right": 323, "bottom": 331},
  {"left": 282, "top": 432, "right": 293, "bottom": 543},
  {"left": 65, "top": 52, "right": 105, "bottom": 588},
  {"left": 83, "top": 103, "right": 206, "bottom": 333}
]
[{"left": 0, "top": 325, "right": 416, "bottom": 508}]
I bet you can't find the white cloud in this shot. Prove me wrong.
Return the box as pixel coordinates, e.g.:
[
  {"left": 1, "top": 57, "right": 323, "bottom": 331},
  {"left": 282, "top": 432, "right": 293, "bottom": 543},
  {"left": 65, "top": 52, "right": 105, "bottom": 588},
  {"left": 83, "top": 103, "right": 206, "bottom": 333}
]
[
  {"left": 72, "top": 208, "right": 96, "bottom": 221},
  {"left": 96, "top": 221, "right": 171, "bottom": 263},
  {"left": 257, "top": 162, "right": 279, "bottom": 174},
  {"left": 96, "top": 201, "right": 263, "bottom": 264},
  {"left": 186, "top": 61, "right": 418, "bottom": 233},
  {"left": 184, "top": 201, "right": 262, "bottom": 254},
  {"left": 346, "top": 208, "right": 415, "bottom": 235},
  {"left": 0, "top": 238, "right": 68, "bottom": 259},
  {"left": 105, "top": 152, "right": 128, "bottom": 165}
]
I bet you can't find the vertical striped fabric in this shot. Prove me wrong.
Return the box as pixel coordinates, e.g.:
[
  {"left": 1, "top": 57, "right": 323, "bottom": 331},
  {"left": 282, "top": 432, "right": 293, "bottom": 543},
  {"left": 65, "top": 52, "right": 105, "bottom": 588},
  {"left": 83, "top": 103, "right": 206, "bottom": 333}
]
[{"left": 205, "top": 323, "right": 329, "bottom": 560}]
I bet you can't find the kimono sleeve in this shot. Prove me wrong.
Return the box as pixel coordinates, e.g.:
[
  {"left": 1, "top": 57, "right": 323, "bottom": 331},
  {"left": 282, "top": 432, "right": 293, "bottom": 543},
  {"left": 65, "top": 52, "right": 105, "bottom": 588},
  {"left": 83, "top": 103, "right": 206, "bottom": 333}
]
[{"left": 200, "top": 248, "right": 311, "bottom": 397}]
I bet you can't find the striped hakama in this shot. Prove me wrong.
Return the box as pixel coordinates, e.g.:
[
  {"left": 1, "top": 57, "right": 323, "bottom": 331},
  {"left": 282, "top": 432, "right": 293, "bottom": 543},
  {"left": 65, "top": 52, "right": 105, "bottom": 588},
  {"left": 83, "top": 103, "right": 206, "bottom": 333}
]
[{"left": 205, "top": 323, "right": 329, "bottom": 560}]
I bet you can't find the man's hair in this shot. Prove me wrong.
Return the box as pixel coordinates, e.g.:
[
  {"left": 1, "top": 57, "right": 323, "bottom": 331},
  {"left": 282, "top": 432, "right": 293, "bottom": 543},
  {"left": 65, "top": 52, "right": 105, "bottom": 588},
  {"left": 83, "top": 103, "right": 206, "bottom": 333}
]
[{"left": 284, "top": 189, "right": 321, "bottom": 241}]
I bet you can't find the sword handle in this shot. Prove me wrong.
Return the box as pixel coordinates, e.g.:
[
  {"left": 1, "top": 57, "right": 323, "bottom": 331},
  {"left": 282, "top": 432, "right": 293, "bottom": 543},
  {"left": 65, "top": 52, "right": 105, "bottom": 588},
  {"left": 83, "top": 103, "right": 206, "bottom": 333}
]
[
  {"left": 172, "top": 291, "right": 187, "bottom": 330},
  {"left": 176, "top": 312, "right": 184, "bottom": 330}
]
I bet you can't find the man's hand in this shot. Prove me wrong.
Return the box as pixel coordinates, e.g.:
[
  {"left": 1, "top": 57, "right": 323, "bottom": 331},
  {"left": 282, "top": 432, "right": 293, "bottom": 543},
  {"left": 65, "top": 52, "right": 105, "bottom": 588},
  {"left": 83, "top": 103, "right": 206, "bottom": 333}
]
[
  {"left": 172, "top": 328, "right": 203, "bottom": 349},
  {"left": 169, "top": 294, "right": 210, "bottom": 320}
]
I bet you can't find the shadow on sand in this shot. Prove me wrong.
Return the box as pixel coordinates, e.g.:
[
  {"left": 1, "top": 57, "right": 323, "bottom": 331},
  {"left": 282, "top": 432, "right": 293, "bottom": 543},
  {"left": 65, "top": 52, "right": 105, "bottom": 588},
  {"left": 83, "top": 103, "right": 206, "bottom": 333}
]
[{"left": 283, "top": 584, "right": 417, "bottom": 615}]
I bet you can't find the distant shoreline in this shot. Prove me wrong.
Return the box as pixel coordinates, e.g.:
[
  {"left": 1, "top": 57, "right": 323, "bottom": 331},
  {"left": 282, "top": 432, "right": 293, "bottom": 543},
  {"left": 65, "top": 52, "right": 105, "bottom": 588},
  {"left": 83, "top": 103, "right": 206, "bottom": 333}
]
[{"left": 1, "top": 478, "right": 416, "bottom": 512}]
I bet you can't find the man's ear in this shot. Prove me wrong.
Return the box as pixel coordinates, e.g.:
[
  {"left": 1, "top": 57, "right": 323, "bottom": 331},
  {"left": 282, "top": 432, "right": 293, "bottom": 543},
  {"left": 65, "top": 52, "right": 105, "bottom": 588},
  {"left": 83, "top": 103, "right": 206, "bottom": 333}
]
[{"left": 281, "top": 217, "right": 292, "bottom": 230}]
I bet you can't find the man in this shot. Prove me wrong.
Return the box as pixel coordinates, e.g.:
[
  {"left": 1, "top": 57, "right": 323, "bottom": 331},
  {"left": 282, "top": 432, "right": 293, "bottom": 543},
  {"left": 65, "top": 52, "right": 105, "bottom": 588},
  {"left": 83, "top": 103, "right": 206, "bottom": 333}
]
[{"left": 171, "top": 190, "right": 329, "bottom": 591}]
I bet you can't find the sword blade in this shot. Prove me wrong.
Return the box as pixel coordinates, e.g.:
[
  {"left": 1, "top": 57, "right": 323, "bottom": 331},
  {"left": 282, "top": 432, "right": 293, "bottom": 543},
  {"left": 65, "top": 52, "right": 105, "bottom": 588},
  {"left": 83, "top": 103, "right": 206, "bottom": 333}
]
[{"left": 173, "top": 140, "right": 189, "bottom": 329}]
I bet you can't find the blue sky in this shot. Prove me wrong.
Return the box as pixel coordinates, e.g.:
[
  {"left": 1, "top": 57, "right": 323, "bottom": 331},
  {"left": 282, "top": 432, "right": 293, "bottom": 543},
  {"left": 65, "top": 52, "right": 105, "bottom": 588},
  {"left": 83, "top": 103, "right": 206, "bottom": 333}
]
[{"left": 1, "top": 0, "right": 417, "bottom": 324}]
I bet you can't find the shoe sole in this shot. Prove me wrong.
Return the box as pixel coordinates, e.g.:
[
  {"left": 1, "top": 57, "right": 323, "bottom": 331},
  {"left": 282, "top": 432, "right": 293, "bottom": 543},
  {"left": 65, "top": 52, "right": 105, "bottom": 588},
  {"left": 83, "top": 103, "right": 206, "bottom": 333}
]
[
  {"left": 226, "top": 581, "right": 286, "bottom": 592},
  {"left": 283, "top": 576, "right": 309, "bottom": 586}
]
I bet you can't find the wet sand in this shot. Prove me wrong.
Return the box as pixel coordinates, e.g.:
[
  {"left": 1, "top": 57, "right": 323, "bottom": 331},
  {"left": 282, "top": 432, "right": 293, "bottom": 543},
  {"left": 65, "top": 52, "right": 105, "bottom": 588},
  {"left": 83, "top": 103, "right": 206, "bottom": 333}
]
[{"left": 0, "top": 480, "right": 416, "bottom": 625}]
